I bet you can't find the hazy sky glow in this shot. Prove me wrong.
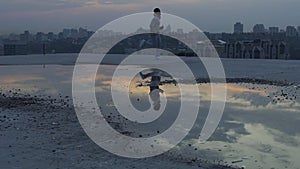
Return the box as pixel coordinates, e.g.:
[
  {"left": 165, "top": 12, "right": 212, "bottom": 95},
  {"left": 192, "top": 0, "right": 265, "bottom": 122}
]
[{"left": 1, "top": 0, "right": 300, "bottom": 34}]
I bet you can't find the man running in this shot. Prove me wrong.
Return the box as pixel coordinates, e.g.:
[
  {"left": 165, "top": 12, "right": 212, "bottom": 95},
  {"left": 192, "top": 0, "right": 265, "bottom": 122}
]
[{"left": 150, "top": 8, "right": 164, "bottom": 58}]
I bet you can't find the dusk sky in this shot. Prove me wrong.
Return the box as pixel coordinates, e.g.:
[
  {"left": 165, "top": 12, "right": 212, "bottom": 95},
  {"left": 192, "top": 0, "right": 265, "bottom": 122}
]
[{"left": 1, "top": 0, "right": 300, "bottom": 34}]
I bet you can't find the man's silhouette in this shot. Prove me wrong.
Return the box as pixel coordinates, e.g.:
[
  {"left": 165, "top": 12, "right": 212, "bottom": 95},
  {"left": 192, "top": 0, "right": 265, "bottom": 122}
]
[
  {"left": 150, "top": 8, "right": 164, "bottom": 58},
  {"left": 139, "top": 8, "right": 164, "bottom": 58}
]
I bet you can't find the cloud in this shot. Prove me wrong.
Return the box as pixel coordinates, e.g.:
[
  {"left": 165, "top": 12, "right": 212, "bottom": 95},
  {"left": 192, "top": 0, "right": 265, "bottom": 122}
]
[
  {"left": 97, "top": 0, "right": 180, "bottom": 5},
  {"left": 0, "top": 0, "right": 90, "bottom": 13},
  {"left": 97, "top": 0, "right": 140, "bottom": 4},
  {"left": 1, "top": 0, "right": 300, "bottom": 34}
]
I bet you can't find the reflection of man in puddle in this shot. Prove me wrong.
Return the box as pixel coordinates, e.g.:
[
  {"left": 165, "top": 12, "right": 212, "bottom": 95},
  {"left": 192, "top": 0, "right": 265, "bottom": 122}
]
[{"left": 139, "top": 69, "right": 171, "bottom": 111}]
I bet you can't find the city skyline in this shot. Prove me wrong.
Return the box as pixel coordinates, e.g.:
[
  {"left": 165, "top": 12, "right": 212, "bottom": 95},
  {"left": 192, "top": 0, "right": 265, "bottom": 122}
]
[
  {"left": 1, "top": 22, "right": 300, "bottom": 60},
  {"left": 1, "top": 23, "right": 300, "bottom": 37},
  {"left": 1, "top": 0, "right": 300, "bottom": 34}
]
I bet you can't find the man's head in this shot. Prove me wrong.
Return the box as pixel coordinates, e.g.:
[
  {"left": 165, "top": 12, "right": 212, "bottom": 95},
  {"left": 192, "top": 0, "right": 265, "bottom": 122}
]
[{"left": 153, "top": 8, "right": 161, "bottom": 15}]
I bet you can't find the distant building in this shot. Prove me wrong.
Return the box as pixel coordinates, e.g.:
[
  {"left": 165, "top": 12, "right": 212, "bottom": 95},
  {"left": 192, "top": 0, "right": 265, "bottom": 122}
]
[
  {"left": 163, "top": 24, "right": 172, "bottom": 34},
  {"left": 78, "top": 27, "right": 89, "bottom": 38},
  {"left": 47, "top": 32, "right": 56, "bottom": 41},
  {"left": 211, "top": 40, "right": 226, "bottom": 57},
  {"left": 4, "top": 42, "right": 28, "bottom": 56},
  {"left": 196, "top": 40, "right": 217, "bottom": 57},
  {"left": 20, "top": 31, "right": 32, "bottom": 42},
  {"left": 177, "top": 29, "right": 184, "bottom": 34},
  {"left": 61, "top": 28, "right": 80, "bottom": 39},
  {"left": 286, "top": 26, "right": 298, "bottom": 37},
  {"left": 70, "top": 29, "right": 78, "bottom": 38},
  {"left": 0, "top": 43, "right": 3, "bottom": 56},
  {"left": 8, "top": 33, "right": 20, "bottom": 41},
  {"left": 234, "top": 22, "right": 244, "bottom": 34},
  {"left": 269, "top": 27, "right": 279, "bottom": 34},
  {"left": 224, "top": 39, "right": 289, "bottom": 60},
  {"left": 298, "top": 26, "right": 300, "bottom": 35},
  {"left": 136, "top": 27, "right": 148, "bottom": 34},
  {"left": 58, "top": 32, "right": 64, "bottom": 39},
  {"left": 253, "top": 24, "right": 266, "bottom": 33},
  {"left": 63, "top": 29, "right": 72, "bottom": 38},
  {"left": 35, "top": 32, "right": 47, "bottom": 41},
  {"left": 280, "top": 29, "right": 286, "bottom": 33}
]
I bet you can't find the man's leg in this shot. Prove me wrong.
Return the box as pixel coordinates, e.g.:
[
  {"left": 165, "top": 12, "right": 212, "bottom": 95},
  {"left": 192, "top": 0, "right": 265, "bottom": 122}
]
[{"left": 155, "top": 34, "right": 161, "bottom": 59}]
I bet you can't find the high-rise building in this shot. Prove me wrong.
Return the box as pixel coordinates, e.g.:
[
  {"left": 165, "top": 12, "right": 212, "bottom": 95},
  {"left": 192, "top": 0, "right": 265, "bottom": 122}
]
[
  {"left": 4, "top": 42, "right": 28, "bottom": 56},
  {"left": 35, "top": 32, "right": 47, "bottom": 41},
  {"left": 269, "top": 27, "right": 279, "bottom": 34},
  {"left": 286, "top": 26, "right": 297, "bottom": 37},
  {"left": 253, "top": 24, "right": 266, "bottom": 33},
  {"left": 20, "top": 30, "right": 31, "bottom": 42},
  {"left": 297, "top": 26, "right": 300, "bottom": 36},
  {"left": 0, "top": 43, "right": 3, "bottom": 56},
  {"left": 63, "top": 29, "right": 71, "bottom": 38},
  {"left": 78, "top": 27, "right": 89, "bottom": 38},
  {"left": 234, "top": 22, "right": 244, "bottom": 34},
  {"left": 70, "top": 29, "right": 78, "bottom": 38},
  {"left": 47, "top": 32, "right": 56, "bottom": 41}
]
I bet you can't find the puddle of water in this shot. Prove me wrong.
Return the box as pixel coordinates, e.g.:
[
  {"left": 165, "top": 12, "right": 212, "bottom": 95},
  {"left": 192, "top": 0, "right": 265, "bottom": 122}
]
[{"left": 1, "top": 64, "right": 300, "bottom": 169}]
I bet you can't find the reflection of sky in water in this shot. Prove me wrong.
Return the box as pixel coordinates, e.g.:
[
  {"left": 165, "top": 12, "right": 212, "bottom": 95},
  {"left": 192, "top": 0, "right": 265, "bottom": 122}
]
[{"left": 1, "top": 65, "right": 300, "bottom": 169}]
